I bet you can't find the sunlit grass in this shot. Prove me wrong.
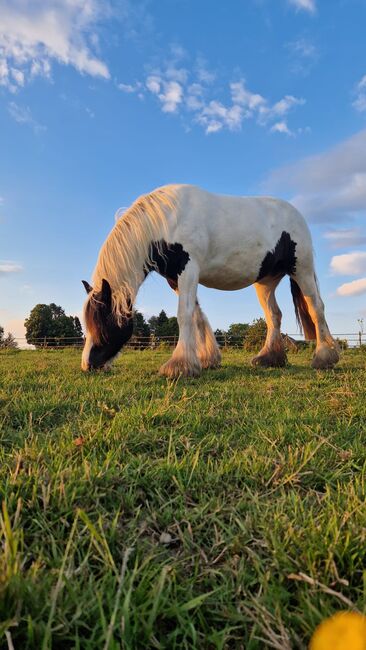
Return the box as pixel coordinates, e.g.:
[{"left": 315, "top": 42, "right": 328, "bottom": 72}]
[{"left": 0, "top": 348, "right": 365, "bottom": 649}]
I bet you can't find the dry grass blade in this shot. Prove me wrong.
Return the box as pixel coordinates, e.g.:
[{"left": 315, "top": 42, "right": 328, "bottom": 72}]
[
  {"left": 287, "top": 572, "right": 357, "bottom": 610},
  {"left": 241, "top": 598, "right": 293, "bottom": 650}
]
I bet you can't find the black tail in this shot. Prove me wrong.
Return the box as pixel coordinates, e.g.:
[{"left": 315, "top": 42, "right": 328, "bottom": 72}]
[{"left": 290, "top": 278, "right": 316, "bottom": 340}]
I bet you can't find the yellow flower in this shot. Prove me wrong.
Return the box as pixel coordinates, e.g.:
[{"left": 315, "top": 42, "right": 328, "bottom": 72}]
[{"left": 310, "top": 611, "right": 366, "bottom": 650}]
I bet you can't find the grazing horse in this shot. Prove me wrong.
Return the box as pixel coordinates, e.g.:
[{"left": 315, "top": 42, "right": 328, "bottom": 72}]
[{"left": 81, "top": 184, "right": 339, "bottom": 376}]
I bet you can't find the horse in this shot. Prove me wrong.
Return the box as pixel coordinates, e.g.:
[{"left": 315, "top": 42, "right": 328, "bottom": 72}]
[{"left": 81, "top": 184, "right": 339, "bottom": 376}]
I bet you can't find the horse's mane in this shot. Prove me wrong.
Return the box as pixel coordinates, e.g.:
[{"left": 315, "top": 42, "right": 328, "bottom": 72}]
[{"left": 91, "top": 184, "right": 179, "bottom": 322}]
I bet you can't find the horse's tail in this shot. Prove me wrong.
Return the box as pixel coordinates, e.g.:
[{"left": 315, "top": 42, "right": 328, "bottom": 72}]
[{"left": 290, "top": 278, "right": 316, "bottom": 340}]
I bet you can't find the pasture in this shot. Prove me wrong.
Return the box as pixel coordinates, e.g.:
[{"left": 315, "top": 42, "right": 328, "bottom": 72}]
[{"left": 1, "top": 347, "right": 365, "bottom": 649}]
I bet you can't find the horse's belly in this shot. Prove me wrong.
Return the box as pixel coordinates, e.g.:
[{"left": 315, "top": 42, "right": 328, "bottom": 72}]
[
  {"left": 198, "top": 251, "right": 259, "bottom": 290},
  {"left": 199, "top": 275, "right": 250, "bottom": 290}
]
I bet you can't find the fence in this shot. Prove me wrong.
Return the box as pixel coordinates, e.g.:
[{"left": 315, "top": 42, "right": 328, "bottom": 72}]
[{"left": 9, "top": 332, "right": 366, "bottom": 350}]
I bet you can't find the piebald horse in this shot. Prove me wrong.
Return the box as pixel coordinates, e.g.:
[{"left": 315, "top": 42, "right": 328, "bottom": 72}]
[{"left": 81, "top": 184, "right": 339, "bottom": 376}]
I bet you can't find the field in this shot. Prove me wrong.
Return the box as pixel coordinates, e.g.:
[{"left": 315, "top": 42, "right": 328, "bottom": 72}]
[{"left": 1, "top": 347, "right": 366, "bottom": 649}]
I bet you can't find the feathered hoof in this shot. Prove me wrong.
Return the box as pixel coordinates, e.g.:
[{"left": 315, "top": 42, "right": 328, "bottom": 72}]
[
  {"left": 199, "top": 350, "right": 222, "bottom": 369},
  {"left": 312, "top": 346, "right": 340, "bottom": 370},
  {"left": 159, "top": 357, "right": 202, "bottom": 378},
  {"left": 251, "top": 350, "right": 287, "bottom": 368}
]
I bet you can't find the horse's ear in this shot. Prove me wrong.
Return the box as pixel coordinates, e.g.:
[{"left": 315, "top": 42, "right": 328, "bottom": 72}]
[
  {"left": 82, "top": 280, "right": 93, "bottom": 294},
  {"left": 101, "top": 278, "right": 112, "bottom": 306}
]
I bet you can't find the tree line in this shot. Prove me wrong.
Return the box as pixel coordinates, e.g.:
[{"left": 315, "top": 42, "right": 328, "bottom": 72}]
[{"left": 13, "top": 303, "right": 269, "bottom": 349}]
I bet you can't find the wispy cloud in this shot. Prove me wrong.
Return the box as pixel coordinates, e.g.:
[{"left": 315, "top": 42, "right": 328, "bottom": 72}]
[
  {"left": 353, "top": 75, "right": 366, "bottom": 113},
  {"left": 330, "top": 252, "right": 366, "bottom": 276},
  {"left": 286, "top": 37, "right": 319, "bottom": 75},
  {"left": 8, "top": 101, "right": 46, "bottom": 133},
  {"left": 337, "top": 278, "right": 366, "bottom": 297},
  {"left": 287, "top": 0, "right": 316, "bottom": 13},
  {"left": 324, "top": 228, "right": 366, "bottom": 249},
  {"left": 119, "top": 51, "right": 305, "bottom": 135},
  {"left": 0, "top": 261, "right": 23, "bottom": 276},
  {"left": 266, "top": 129, "right": 366, "bottom": 223},
  {"left": 0, "top": 0, "right": 110, "bottom": 92}
]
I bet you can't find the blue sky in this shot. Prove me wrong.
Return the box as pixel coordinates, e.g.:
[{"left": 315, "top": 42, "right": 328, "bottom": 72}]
[{"left": 1, "top": 0, "right": 366, "bottom": 341}]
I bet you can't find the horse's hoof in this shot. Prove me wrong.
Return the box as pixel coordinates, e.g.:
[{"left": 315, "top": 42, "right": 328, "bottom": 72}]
[
  {"left": 312, "top": 347, "right": 340, "bottom": 370},
  {"left": 159, "top": 358, "right": 202, "bottom": 378},
  {"left": 199, "top": 351, "right": 222, "bottom": 369},
  {"left": 251, "top": 351, "right": 287, "bottom": 368}
]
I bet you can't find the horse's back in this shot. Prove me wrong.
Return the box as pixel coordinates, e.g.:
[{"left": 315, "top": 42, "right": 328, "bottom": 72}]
[{"left": 170, "top": 185, "right": 311, "bottom": 252}]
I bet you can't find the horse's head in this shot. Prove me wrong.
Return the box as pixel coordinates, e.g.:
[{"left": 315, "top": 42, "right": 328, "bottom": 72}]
[{"left": 81, "top": 278, "right": 133, "bottom": 371}]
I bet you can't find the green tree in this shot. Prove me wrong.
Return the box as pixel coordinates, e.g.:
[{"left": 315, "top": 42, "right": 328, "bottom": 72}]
[
  {"left": 24, "top": 304, "right": 83, "bottom": 347},
  {"left": 133, "top": 310, "right": 151, "bottom": 338},
  {"left": 227, "top": 322, "right": 249, "bottom": 346},
  {"left": 214, "top": 329, "right": 225, "bottom": 346},
  {"left": 0, "top": 326, "right": 18, "bottom": 349},
  {"left": 243, "top": 317, "right": 267, "bottom": 351},
  {"left": 148, "top": 310, "right": 179, "bottom": 339}
]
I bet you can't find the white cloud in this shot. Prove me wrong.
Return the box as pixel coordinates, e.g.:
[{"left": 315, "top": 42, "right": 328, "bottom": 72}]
[
  {"left": 0, "top": 261, "right": 23, "bottom": 275},
  {"left": 266, "top": 129, "right": 366, "bottom": 223},
  {"left": 288, "top": 0, "right": 316, "bottom": 13},
  {"left": 143, "top": 67, "right": 304, "bottom": 135},
  {"left": 195, "top": 57, "right": 216, "bottom": 84},
  {"left": 118, "top": 82, "right": 136, "bottom": 93},
  {"left": 330, "top": 252, "right": 366, "bottom": 276},
  {"left": 260, "top": 95, "right": 305, "bottom": 121},
  {"left": 324, "top": 228, "right": 366, "bottom": 249},
  {"left": 271, "top": 121, "right": 294, "bottom": 136},
  {"left": 159, "top": 80, "right": 184, "bottom": 113},
  {"left": 0, "top": 0, "right": 109, "bottom": 91},
  {"left": 353, "top": 74, "right": 366, "bottom": 113},
  {"left": 8, "top": 101, "right": 46, "bottom": 133},
  {"left": 230, "top": 80, "right": 265, "bottom": 111},
  {"left": 146, "top": 75, "right": 161, "bottom": 94},
  {"left": 197, "top": 100, "right": 243, "bottom": 132},
  {"left": 336, "top": 278, "right": 366, "bottom": 297}
]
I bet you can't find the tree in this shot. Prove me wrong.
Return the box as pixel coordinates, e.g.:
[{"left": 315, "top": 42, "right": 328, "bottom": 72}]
[
  {"left": 214, "top": 329, "right": 225, "bottom": 346},
  {"left": 148, "top": 310, "right": 179, "bottom": 339},
  {"left": 133, "top": 310, "right": 151, "bottom": 338},
  {"left": 24, "top": 304, "right": 83, "bottom": 347},
  {"left": 0, "top": 326, "right": 18, "bottom": 349},
  {"left": 227, "top": 322, "right": 249, "bottom": 346},
  {"left": 243, "top": 317, "right": 267, "bottom": 351}
]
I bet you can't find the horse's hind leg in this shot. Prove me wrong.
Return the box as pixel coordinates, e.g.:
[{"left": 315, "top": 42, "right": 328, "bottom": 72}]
[
  {"left": 252, "top": 277, "right": 287, "bottom": 367},
  {"left": 291, "top": 270, "right": 339, "bottom": 369},
  {"left": 159, "top": 261, "right": 202, "bottom": 378},
  {"left": 194, "top": 302, "right": 221, "bottom": 369}
]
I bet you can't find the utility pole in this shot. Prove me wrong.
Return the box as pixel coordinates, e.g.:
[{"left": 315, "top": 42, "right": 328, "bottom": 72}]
[{"left": 357, "top": 318, "right": 364, "bottom": 347}]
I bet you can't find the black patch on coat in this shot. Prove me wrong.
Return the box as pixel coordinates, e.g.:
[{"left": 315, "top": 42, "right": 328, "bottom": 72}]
[
  {"left": 257, "top": 231, "right": 297, "bottom": 281},
  {"left": 146, "top": 241, "right": 190, "bottom": 287}
]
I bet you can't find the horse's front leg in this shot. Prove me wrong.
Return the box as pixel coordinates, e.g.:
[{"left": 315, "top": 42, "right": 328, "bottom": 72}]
[{"left": 159, "top": 261, "right": 202, "bottom": 378}]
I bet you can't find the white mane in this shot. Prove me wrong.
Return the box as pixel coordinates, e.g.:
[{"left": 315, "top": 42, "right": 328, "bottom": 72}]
[{"left": 92, "top": 185, "right": 179, "bottom": 321}]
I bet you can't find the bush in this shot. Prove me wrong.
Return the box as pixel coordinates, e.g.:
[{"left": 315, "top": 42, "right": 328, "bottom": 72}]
[
  {"left": 243, "top": 318, "right": 267, "bottom": 351},
  {"left": 0, "top": 326, "right": 18, "bottom": 349}
]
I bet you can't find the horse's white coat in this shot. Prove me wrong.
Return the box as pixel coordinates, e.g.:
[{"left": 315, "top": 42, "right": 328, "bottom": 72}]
[
  {"left": 164, "top": 186, "right": 312, "bottom": 290},
  {"left": 83, "top": 184, "right": 339, "bottom": 375}
]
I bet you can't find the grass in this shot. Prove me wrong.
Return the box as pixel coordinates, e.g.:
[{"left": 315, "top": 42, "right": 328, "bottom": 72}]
[{"left": 0, "top": 346, "right": 365, "bottom": 649}]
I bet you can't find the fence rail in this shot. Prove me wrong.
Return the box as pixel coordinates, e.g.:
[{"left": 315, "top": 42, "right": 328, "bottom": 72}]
[{"left": 8, "top": 332, "right": 366, "bottom": 350}]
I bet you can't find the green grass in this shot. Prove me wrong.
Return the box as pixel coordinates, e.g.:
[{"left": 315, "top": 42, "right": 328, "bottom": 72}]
[{"left": 0, "top": 347, "right": 365, "bottom": 649}]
